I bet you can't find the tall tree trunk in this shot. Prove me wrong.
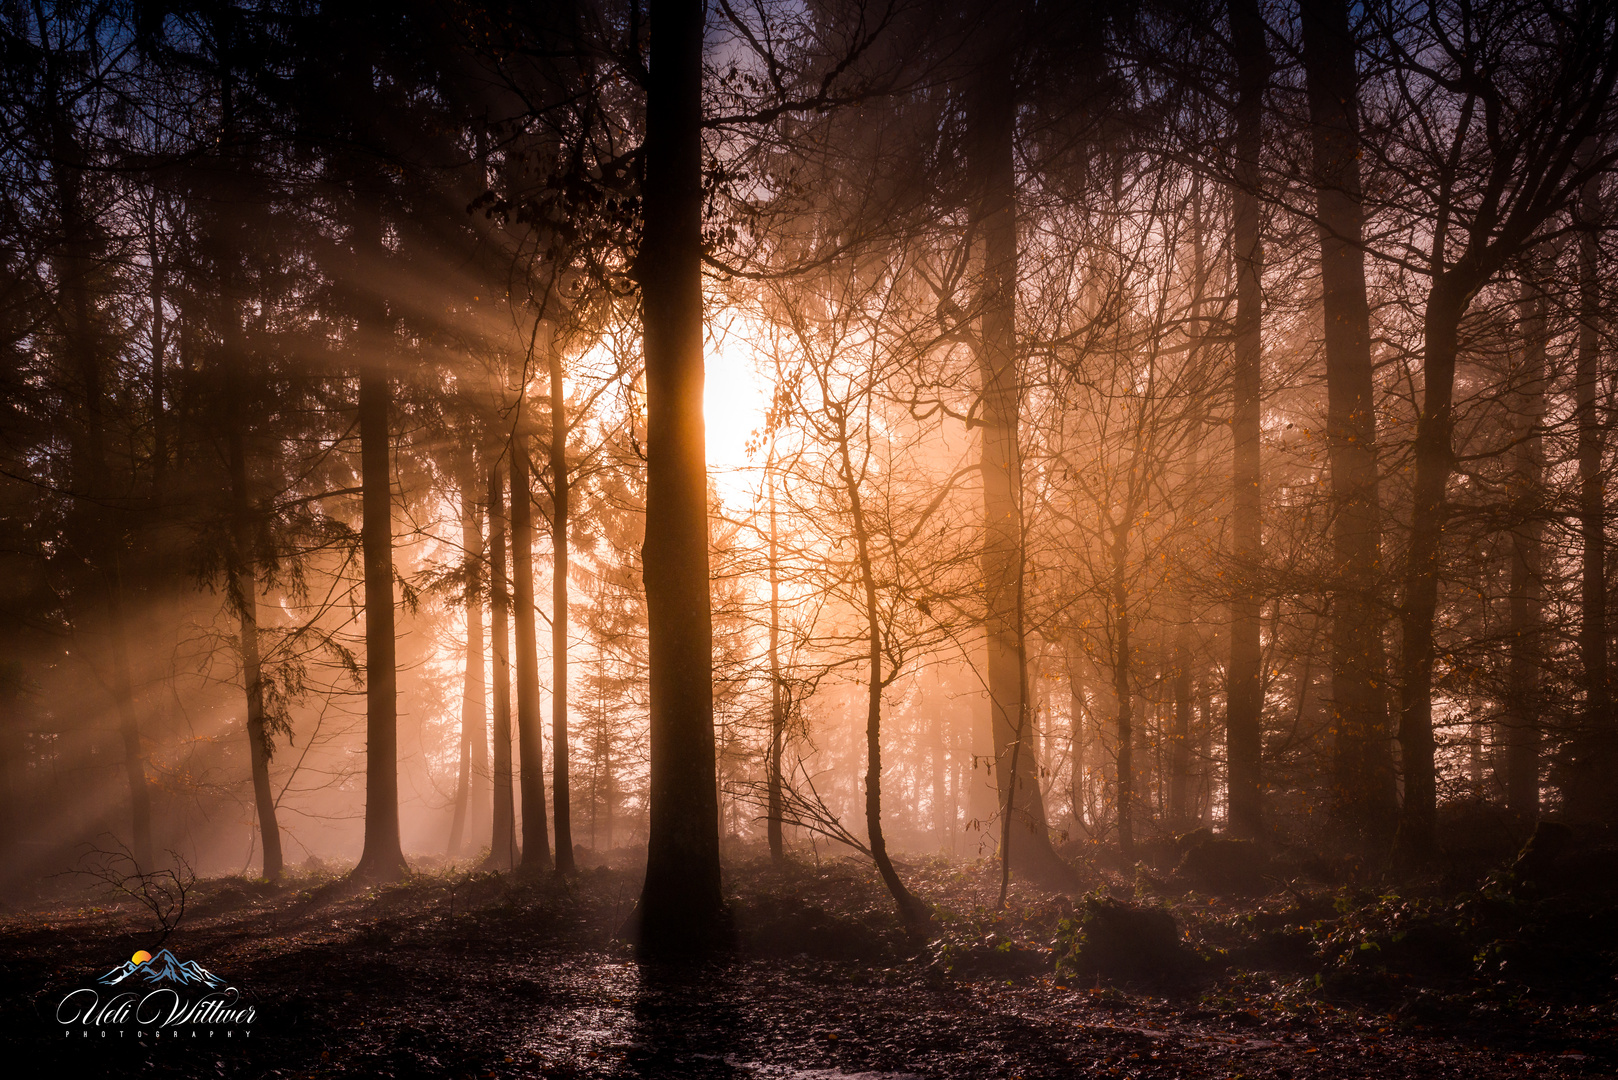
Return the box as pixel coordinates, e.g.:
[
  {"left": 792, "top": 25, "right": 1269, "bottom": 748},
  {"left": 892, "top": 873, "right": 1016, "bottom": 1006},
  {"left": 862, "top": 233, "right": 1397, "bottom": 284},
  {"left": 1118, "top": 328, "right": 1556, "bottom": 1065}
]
[
  {"left": 472, "top": 642, "right": 490, "bottom": 850},
  {"left": 1170, "top": 197, "right": 1204, "bottom": 835},
  {"left": 549, "top": 352, "right": 575, "bottom": 874},
  {"left": 449, "top": 473, "right": 485, "bottom": 855},
  {"left": 351, "top": 195, "right": 407, "bottom": 881},
  {"left": 510, "top": 427, "right": 552, "bottom": 872},
  {"left": 49, "top": 60, "right": 154, "bottom": 868},
  {"left": 354, "top": 349, "right": 406, "bottom": 879},
  {"left": 970, "top": 22, "right": 1073, "bottom": 887},
  {"left": 148, "top": 213, "right": 168, "bottom": 501},
  {"left": 1397, "top": 279, "right": 1467, "bottom": 857},
  {"left": 216, "top": 124, "right": 283, "bottom": 877},
  {"left": 1225, "top": 0, "right": 1268, "bottom": 841},
  {"left": 635, "top": 0, "right": 723, "bottom": 952},
  {"left": 1505, "top": 277, "right": 1548, "bottom": 814},
  {"left": 226, "top": 365, "right": 283, "bottom": 881},
  {"left": 1573, "top": 150, "right": 1611, "bottom": 819},
  {"left": 486, "top": 462, "right": 518, "bottom": 869},
  {"left": 767, "top": 461, "right": 786, "bottom": 861},
  {"left": 1301, "top": 0, "right": 1396, "bottom": 840}
]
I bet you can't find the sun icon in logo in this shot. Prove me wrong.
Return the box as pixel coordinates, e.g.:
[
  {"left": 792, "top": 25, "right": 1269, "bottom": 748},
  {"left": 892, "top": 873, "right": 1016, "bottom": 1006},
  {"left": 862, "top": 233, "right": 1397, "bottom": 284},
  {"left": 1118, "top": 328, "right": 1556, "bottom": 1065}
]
[{"left": 130, "top": 950, "right": 151, "bottom": 966}]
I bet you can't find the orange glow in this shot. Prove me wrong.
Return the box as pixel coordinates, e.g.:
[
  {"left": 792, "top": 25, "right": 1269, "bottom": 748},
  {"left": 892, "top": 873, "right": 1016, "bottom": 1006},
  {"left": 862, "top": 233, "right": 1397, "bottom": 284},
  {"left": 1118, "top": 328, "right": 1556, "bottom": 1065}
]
[{"left": 704, "top": 314, "right": 771, "bottom": 495}]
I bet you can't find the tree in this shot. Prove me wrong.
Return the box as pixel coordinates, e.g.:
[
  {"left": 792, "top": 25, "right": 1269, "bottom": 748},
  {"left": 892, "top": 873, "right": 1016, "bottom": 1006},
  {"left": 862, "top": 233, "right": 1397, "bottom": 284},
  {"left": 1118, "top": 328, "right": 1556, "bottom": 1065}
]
[
  {"left": 548, "top": 348, "right": 577, "bottom": 874},
  {"left": 1299, "top": 0, "right": 1397, "bottom": 840},
  {"left": 1371, "top": 2, "right": 1618, "bottom": 854},
  {"left": 1224, "top": 0, "right": 1268, "bottom": 843},
  {"left": 487, "top": 459, "right": 520, "bottom": 869},
  {"left": 510, "top": 414, "right": 553, "bottom": 873},
  {"left": 1569, "top": 140, "right": 1613, "bottom": 818},
  {"left": 447, "top": 467, "right": 488, "bottom": 856},
  {"left": 968, "top": 8, "right": 1079, "bottom": 887},
  {"left": 635, "top": 0, "right": 723, "bottom": 952}
]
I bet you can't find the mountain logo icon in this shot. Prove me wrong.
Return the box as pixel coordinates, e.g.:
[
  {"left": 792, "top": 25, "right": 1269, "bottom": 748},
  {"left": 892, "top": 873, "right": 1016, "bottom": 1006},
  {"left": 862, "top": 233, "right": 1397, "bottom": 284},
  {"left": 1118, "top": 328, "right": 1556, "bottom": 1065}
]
[{"left": 97, "top": 949, "right": 224, "bottom": 989}]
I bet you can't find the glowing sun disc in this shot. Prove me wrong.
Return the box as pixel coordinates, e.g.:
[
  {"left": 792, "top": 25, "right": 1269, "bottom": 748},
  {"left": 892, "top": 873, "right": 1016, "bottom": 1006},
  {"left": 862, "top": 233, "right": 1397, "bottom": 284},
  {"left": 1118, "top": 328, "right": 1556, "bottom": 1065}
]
[{"left": 131, "top": 950, "right": 151, "bottom": 965}]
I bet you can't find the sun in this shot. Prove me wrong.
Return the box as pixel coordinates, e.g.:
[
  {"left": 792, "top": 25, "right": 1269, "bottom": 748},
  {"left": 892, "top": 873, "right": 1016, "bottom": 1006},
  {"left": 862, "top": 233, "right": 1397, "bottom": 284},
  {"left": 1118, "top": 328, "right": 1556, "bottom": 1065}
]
[
  {"left": 131, "top": 950, "right": 151, "bottom": 965},
  {"left": 704, "top": 313, "right": 771, "bottom": 497}
]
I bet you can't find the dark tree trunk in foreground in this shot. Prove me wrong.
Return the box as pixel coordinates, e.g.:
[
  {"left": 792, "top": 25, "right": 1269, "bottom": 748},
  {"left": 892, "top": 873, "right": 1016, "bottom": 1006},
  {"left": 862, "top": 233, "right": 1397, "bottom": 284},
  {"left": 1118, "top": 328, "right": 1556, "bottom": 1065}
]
[
  {"left": 449, "top": 474, "right": 485, "bottom": 855},
  {"left": 970, "top": 24, "right": 1074, "bottom": 887},
  {"left": 636, "top": 0, "right": 724, "bottom": 953},
  {"left": 486, "top": 462, "right": 518, "bottom": 869},
  {"left": 511, "top": 427, "right": 552, "bottom": 872},
  {"left": 1505, "top": 277, "right": 1548, "bottom": 814},
  {"left": 1301, "top": 0, "right": 1396, "bottom": 840},
  {"left": 49, "top": 69, "right": 154, "bottom": 868},
  {"left": 550, "top": 352, "right": 575, "bottom": 874},
  {"left": 1225, "top": 0, "right": 1268, "bottom": 841}
]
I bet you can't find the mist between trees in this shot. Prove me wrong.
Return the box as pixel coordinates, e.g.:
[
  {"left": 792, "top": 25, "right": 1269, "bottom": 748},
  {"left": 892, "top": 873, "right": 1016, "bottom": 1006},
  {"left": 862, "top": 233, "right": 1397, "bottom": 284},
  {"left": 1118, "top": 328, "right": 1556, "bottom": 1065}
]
[{"left": 4, "top": 0, "right": 1618, "bottom": 948}]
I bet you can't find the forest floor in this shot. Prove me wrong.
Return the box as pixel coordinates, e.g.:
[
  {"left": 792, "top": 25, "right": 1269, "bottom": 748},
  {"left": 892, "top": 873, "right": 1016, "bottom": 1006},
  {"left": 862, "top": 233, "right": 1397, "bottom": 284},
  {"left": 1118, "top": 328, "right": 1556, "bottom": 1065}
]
[{"left": 1, "top": 838, "right": 1615, "bottom": 1079}]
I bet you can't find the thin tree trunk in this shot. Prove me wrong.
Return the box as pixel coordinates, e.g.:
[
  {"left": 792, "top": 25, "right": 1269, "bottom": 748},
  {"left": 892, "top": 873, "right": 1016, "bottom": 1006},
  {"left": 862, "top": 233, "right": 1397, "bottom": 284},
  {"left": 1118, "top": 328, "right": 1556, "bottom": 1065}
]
[
  {"left": 486, "top": 462, "right": 518, "bottom": 869},
  {"left": 932, "top": 701, "right": 946, "bottom": 847},
  {"left": 1226, "top": 0, "right": 1268, "bottom": 841},
  {"left": 1200, "top": 682, "right": 1215, "bottom": 824},
  {"left": 449, "top": 474, "right": 485, "bottom": 855},
  {"left": 1067, "top": 655, "right": 1084, "bottom": 831},
  {"left": 636, "top": 0, "right": 723, "bottom": 953},
  {"left": 833, "top": 409, "right": 929, "bottom": 931},
  {"left": 148, "top": 214, "right": 168, "bottom": 500},
  {"left": 1171, "top": 190, "right": 1203, "bottom": 833},
  {"left": 999, "top": 565, "right": 1035, "bottom": 907},
  {"left": 472, "top": 639, "right": 490, "bottom": 851},
  {"left": 1301, "top": 0, "right": 1396, "bottom": 839},
  {"left": 1398, "top": 279, "right": 1467, "bottom": 857},
  {"left": 602, "top": 698, "right": 614, "bottom": 851},
  {"left": 1573, "top": 149, "right": 1611, "bottom": 818},
  {"left": 510, "top": 426, "right": 552, "bottom": 872},
  {"left": 1170, "top": 621, "right": 1192, "bottom": 832},
  {"left": 549, "top": 352, "right": 575, "bottom": 874},
  {"left": 354, "top": 351, "right": 406, "bottom": 880},
  {"left": 767, "top": 461, "right": 785, "bottom": 862},
  {"left": 1505, "top": 277, "right": 1548, "bottom": 814},
  {"left": 1111, "top": 523, "right": 1136, "bottom": 859},
  {"left": 226, "top": 363, "right": 282, "bottom": 881}
]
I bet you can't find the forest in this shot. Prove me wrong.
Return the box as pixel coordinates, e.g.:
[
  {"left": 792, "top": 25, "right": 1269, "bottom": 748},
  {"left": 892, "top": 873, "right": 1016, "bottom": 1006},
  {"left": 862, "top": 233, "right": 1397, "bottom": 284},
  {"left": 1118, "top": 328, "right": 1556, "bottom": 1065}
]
[{"left": 2, "top": 0, "right": 1617, "bottom": 1076}]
